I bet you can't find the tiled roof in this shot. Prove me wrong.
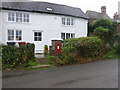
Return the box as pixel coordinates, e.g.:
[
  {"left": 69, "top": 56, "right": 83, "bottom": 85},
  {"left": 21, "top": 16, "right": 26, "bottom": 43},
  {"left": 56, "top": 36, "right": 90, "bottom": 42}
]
[
  {"left": 2, "top": 2, "right": 89, "bottom": 19},
  {"left": 86, "top": 10, "right": 111, "bottom": 20}
]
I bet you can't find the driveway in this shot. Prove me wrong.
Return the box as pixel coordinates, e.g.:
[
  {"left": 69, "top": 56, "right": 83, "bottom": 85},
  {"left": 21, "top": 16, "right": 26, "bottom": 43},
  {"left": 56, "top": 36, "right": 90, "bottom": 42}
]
[{"left": 2, "top": 59, "right": 118, "bottom": 88}]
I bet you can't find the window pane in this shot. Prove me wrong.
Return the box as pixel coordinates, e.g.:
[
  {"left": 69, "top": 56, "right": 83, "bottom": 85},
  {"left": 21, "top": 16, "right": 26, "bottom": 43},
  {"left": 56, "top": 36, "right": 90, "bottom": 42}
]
[
  {"left": 67, "top": 18, "right": 69, "bottom": 25},
  {"left": 66, "top": 33, "right": 70, "bottom": 39},
  {"left": 16, "top": 36, "right": 21, "bottom": 40},
  {"left": 34, "top": 32, "right": 37, "bottom": 36},
  {"left": 34, "top": 37, "right": 37, "bottom": 41},
  {"left": 38, "top": 37, "right": 41, "bottom": 41},
  {"left": 16, "top": 30, "right": 22, "bottom": 41},
  {"left": 68, "top": 18, "right": 70, "bottom": 25},
  {"left": 8, "top": 36, "right": 14, "bottom": 40},
  {"left": 16, "top": 13, "right": 22, "bottom": 22},
  {"left": 71, "top": 33, "right": 75, "bottom": 38},
  {"left": 71, "top": 19, "right": 74, "bottom": 25},
  {"left": 8, "top": 12, "right": 15, "bottom": 21},
  {"left": 34, "top": 32, "right": 42, "bottom": 41},
  {"left": 38, "top": 32, "right": 41, "bottom": 36},
  {"left": 61, "top": 33, "right": 65, "bottom": 40},
  {"left": 8, "top": 30, "right": 14, "bottom": 40},
  {"left": 62, "top": 17, "right": 65, "bottom": 25},
  {"left": 23, "top": 14, "right": 29, "bottom": 22}
]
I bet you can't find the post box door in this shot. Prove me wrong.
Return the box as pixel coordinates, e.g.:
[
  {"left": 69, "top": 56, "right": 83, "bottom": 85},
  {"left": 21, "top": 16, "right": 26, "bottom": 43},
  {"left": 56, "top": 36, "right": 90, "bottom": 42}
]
[{"left": 56, "top": 43, "right": 60, "bottom": 54}]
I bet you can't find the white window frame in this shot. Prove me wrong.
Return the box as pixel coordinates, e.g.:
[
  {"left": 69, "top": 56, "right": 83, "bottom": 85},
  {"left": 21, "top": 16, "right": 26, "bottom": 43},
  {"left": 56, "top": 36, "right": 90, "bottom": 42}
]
[
  {"left": 34, "top": 31, "right": 42, "bottom": 41},
  {"left": 8, "top": 12, "right": 15, "bottom": 22},
  {"left": 7, "top": 12, "right": 30, "bottom": 23},
  {"left": 61, "top": 17, "right": 75, "bottom": 26},
  {"left": 61, "top": 32, "right": 75, "bottom": 40},
  {"left": 7, "top": 30, "right": 22, "bottom": 41},
  {"left": 16, "top": 12, "right": 23, "bottom": 22}
]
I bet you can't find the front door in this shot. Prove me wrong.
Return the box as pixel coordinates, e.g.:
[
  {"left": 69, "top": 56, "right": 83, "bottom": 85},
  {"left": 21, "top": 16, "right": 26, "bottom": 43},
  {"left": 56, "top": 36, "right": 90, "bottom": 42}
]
[{"left": 33, "top": 31, "right": 43, "bottom": 53}]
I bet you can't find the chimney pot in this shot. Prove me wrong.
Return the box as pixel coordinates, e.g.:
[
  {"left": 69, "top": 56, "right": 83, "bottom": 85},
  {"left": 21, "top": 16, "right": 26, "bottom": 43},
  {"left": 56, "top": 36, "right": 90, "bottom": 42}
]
[{"left": 101, "top": 6, "right": 106, "bottom": 14}]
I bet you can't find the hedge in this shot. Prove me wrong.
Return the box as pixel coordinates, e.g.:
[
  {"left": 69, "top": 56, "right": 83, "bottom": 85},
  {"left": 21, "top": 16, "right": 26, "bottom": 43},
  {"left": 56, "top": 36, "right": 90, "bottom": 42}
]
[
  {"left": 49, "top": 37, "right": 105, "bottom": 65},
  {"left": 2, "top": 43, "right": 35, "bottom": 69}
]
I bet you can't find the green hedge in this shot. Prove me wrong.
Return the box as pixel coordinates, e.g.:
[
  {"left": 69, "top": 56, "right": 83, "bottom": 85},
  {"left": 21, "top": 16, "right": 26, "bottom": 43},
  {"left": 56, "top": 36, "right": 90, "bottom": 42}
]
[
  {"left": 62, "top": 37, "right": 105, "bottom": 57},
  {"left": 49, "top": 37, "right": 105, "bottom": 65},
  {"left": 2, "top": 43, "right": 35, "bottom": 69}
]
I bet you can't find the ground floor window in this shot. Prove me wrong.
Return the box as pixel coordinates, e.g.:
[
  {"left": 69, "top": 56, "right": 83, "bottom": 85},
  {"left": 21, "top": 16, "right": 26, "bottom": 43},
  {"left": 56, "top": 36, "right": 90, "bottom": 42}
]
[
  {"left": 34, "top": 32, "right": 42, "bottom": 41},
  {"left": 8, "top": 30, "right": 22, "bottom": 41},
  {"left": 61, "top": 33, "right": 75, "bottom": 40}
]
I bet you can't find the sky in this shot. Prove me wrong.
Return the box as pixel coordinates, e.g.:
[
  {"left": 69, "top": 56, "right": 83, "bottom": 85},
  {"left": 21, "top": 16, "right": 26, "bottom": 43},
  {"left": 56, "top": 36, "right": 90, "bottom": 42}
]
[{"left": 32, "top": 0, "right": 120, "bottom": 18}]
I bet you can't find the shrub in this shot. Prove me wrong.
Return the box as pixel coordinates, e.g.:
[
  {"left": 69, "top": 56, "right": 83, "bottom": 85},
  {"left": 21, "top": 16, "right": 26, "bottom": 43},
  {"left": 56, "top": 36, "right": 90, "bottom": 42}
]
[
  {"left": 93, "top": 27, "right": 109, "bottom": 41},
  {"left": 58, "top": 37, "right": 105, "bottom": 64},
  {"left": 44, "top": 45, "right": 48, "bottom": 55},
  {"left": 2, "top": 43, "right": 35, "bottom": 69}
]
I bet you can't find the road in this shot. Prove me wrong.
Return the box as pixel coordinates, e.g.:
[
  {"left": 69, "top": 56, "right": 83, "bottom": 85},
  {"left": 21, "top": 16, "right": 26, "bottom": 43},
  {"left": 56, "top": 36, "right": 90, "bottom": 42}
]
[{"left": 2, "top": 59, "right": 118, "bottom": 88}]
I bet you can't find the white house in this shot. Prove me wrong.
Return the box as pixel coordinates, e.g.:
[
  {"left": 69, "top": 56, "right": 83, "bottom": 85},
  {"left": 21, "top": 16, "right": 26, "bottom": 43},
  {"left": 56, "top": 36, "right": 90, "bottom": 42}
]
[{"left": 1, "top": 2, "right": 88, "bottom": 53}]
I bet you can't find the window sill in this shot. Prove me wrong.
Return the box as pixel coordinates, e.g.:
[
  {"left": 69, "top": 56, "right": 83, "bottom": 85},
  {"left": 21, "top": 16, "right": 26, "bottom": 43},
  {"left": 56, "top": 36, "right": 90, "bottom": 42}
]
[
  {"left": 6, "top": 21, "right": 31, "bottom": 25},
  {"left": 61, "top": 25, "right": 75, "bottom": 28}
]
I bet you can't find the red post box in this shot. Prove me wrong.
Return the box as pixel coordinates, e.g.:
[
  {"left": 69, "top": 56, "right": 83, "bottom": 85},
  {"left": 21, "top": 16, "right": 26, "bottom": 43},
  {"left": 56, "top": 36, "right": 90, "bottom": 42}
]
[{"left": 56, "top": 42, "right": 60, "bottom": 54}]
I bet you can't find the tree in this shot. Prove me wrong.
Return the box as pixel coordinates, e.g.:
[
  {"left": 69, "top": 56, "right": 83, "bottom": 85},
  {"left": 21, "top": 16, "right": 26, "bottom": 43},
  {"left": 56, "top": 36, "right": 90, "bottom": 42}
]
[
  {"left": 93, "top": 27, "right": 109, "bottom": 42},
  {"left": 90, "top": 19, "right": 118, "bottom": 47}
]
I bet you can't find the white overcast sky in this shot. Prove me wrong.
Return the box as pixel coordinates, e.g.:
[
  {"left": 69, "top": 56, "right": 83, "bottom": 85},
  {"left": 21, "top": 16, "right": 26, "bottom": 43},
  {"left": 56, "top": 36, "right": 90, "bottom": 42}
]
[{"left": 32, "top": 0, "right": 120, "bottom": 18}]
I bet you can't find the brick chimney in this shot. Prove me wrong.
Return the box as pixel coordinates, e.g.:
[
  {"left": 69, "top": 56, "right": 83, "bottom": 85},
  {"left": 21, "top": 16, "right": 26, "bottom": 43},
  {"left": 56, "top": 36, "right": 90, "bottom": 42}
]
[
  {"left": 101, "top": 6, "right": 106, "bottom": 14},
  {"left": 113, "top": 12, "right": 119, "bottom": 20}
]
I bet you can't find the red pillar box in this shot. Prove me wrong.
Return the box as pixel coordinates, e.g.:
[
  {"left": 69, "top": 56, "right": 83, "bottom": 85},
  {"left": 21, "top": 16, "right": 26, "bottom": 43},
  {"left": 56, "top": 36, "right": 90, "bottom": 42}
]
[
  {"left": 18, "top": 42, "right": 26, "bottom": 46},
  {"left": 56, "top": 42, "right": 60, "bottom": 54}
]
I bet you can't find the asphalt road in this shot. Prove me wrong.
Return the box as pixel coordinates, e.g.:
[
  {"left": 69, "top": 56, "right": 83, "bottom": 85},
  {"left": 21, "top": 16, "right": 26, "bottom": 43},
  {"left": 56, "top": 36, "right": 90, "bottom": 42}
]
[{"left": 2, "top": 59, "right": 118, "bottom": 88}]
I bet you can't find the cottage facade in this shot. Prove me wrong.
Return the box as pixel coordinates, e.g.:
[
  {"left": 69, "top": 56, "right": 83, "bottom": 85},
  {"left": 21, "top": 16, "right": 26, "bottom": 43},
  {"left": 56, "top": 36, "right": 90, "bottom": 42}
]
[{"left": 1, "top": 2, "right": 88, "bottom": 53}]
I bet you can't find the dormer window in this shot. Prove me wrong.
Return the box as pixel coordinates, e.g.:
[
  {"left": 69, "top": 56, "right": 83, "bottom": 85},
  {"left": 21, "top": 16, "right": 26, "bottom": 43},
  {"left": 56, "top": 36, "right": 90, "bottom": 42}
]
[{"left": 47, "top": 8, "right": 53, "bottom": 11}]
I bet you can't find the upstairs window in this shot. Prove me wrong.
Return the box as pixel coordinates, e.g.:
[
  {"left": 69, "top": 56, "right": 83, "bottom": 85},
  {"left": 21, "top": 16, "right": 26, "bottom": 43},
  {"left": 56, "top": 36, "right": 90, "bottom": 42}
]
[
  {"left": 8, "top": 12, "right": 29, "bottom": 23},
  {"left": 61, "top": 17, "right": 75, "bottom": 26},
  {"left": 62, "top": 17, "right": 65, "bottom": 25},
  {"left": 16, "top": 13, "right": 22, "bottom": 22},
  {"left": 23, "top": 14, "right": 29, "bottom": 22},
  {"left": 8, "top": 12, "right": 15, "bottom": 21}
]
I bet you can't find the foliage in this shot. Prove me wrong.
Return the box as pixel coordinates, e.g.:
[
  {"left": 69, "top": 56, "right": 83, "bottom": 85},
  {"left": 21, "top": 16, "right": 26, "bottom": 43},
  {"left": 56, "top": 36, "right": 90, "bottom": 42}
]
[
  {"left": 91, "top": 19, "right": 118, "bottom": 47},
  {"left": 102, "top": 48, "right": 118, "bottom": 59},
  {"left": 92, "top": 19, "right": 117, "bottom": 31},
  {"left": 93, "top": 27, "right": 109, "bottom": 43},
  {"left": 47, "top": 37, "right": 105, "bottom": 65},
  {"left": 113, "top": 45, "right": 120, "bottom": 55},
  {"left": 2, "top": 43, "right": 35, "bottom": 69},
  {"left": 44, "top": 45, "right": 48, "bottom": 55}
]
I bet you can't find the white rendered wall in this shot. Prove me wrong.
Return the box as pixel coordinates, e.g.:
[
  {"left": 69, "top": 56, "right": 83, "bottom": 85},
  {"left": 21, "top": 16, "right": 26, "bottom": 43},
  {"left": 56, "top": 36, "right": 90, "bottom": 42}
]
[
  {"left": 0, "top": 10, "right": 2, "bottom": 44},
  {"left": 2, "top": 10, "right": 88, "bottom": 53}
]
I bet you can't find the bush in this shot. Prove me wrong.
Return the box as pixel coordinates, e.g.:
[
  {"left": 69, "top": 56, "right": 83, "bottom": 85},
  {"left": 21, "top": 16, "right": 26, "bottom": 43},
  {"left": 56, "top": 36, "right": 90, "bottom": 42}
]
[
  {"left": 2, "top": 43, "right": 35, "bottom": 69},
  {"left": 63, "top": 37, "right": 104, "bottom": 57},
  {"left": 44, "top": 45, "right": 48, "bottom": 55},
  {"left": 93, "top": 27, "right": 109, "bottom": 41},
  {"left": 58, "top": 37, "right": 105, "bottom": 64}
]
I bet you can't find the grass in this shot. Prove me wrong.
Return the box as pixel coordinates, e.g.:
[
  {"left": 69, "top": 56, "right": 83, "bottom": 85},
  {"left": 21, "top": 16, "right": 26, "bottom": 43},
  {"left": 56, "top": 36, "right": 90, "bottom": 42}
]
[
  {"left": 26, "top": 65, "right": 57, "bottom": 70},
  {"left": 25, "top": 57, "right": 56, "bottom": 70}
]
